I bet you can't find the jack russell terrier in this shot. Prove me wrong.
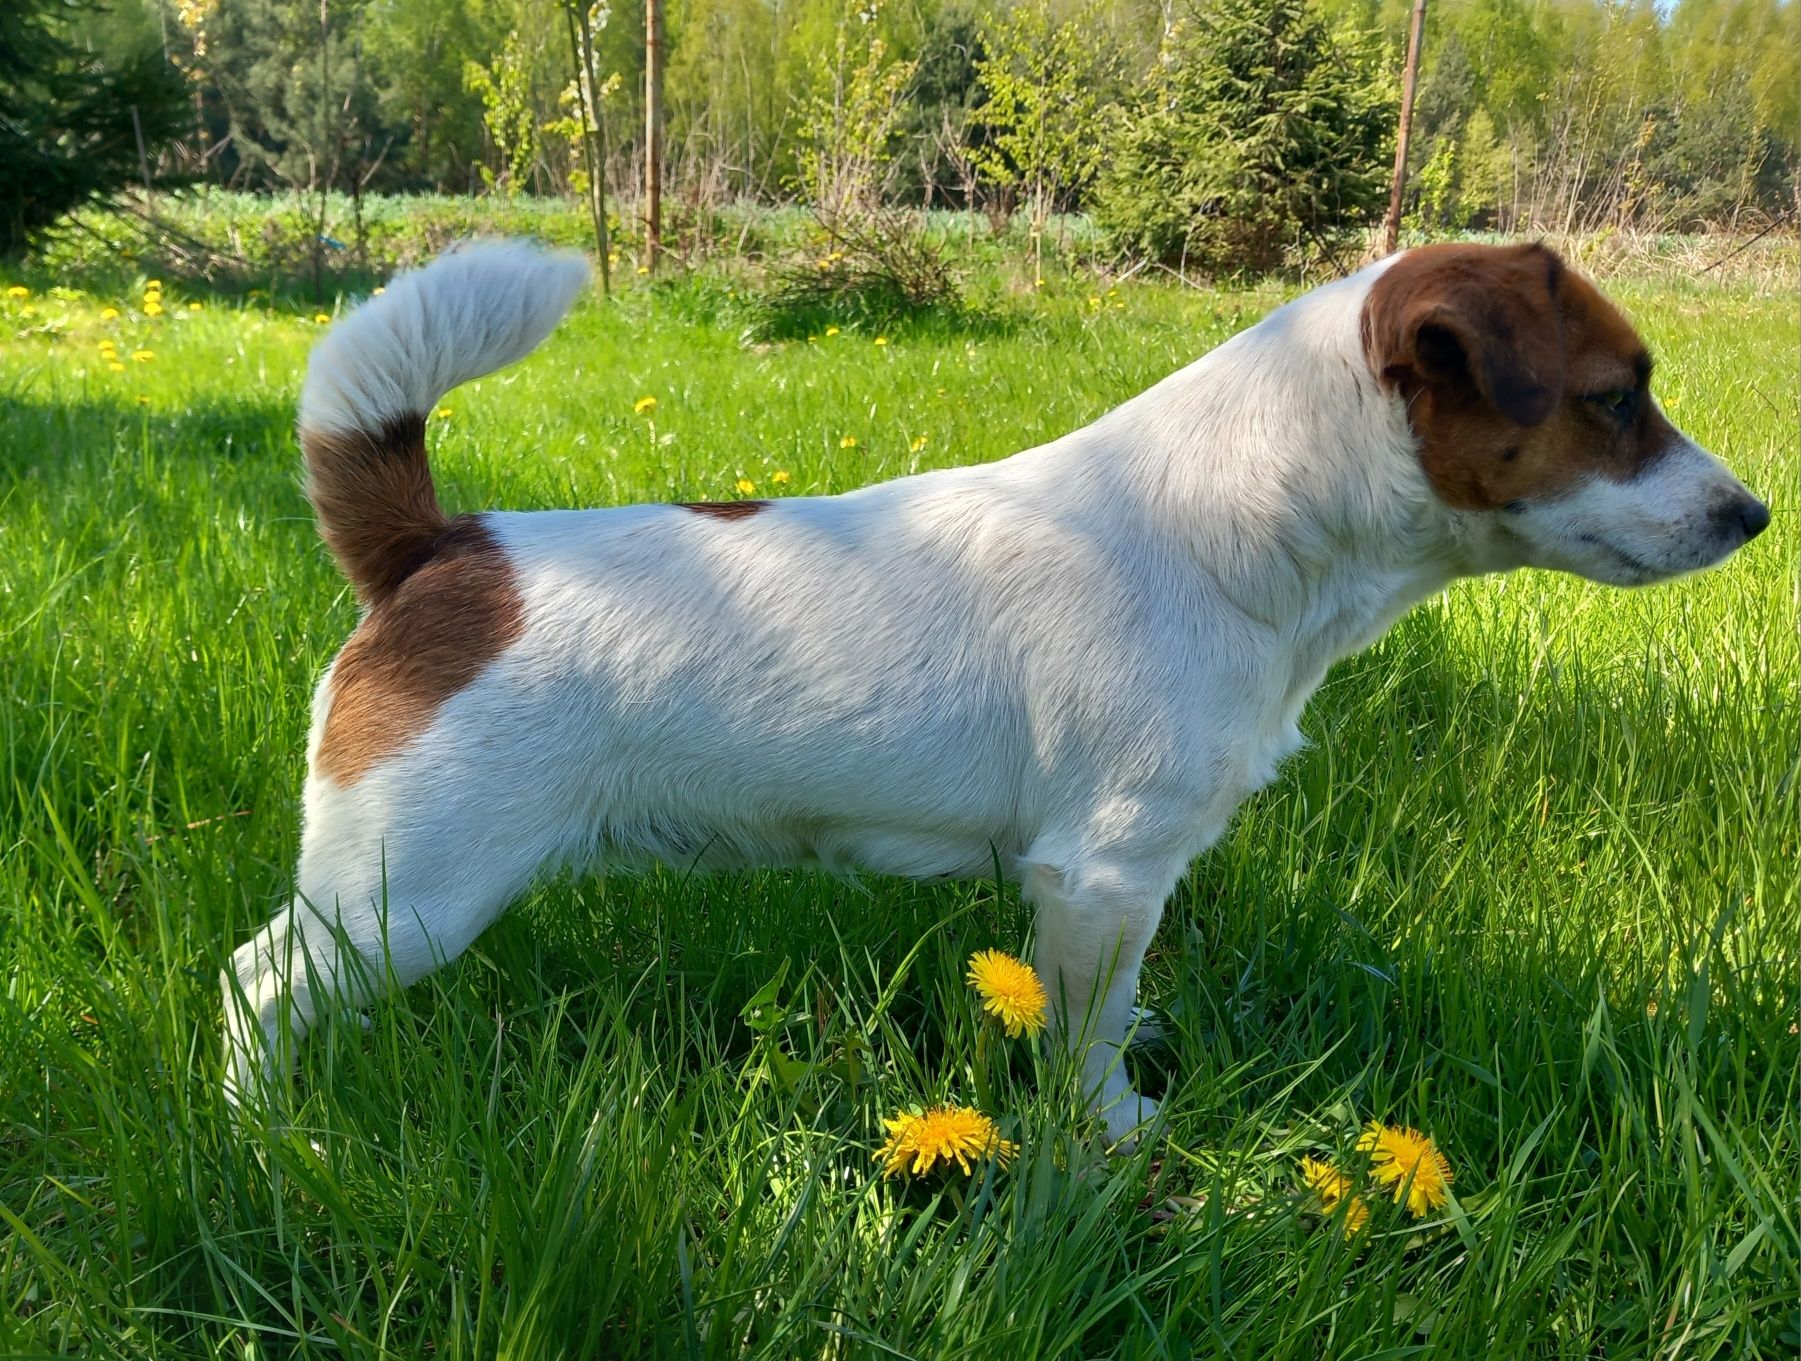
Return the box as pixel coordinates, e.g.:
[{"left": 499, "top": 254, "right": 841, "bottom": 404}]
[{"left": 224, "top": 240, "right": 1768, "bottom": 1143}]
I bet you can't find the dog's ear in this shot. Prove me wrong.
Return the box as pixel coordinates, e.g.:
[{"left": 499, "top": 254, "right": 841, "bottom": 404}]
[{"left": 1364, "top": 244, "right": 1567, "bottom": 427}]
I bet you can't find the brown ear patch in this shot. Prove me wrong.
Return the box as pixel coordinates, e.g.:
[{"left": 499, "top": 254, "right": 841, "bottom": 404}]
[
  {"left": 1364, "top": 244, "right": 1664, "bottom": 511},
  {"left": 677, "top": 500, "right": 767, "bottom": 520},
  {"left": 313, "top": 514, "right": 523, "bottom": 785}
]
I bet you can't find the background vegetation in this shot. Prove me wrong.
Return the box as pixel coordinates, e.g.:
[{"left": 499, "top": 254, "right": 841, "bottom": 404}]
[{"left": 9, "top": 0, "right": 1798, "bottom": 277}]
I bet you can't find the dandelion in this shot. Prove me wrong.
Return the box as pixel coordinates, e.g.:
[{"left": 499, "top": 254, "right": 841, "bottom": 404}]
[
  {"left": 910, "top": 436, "right": 927, "bottom": 453},
  {"left": 874, "top": 336, "right": 888, "bottom": 347},
  {"left": 636, "top": 265, "right": 650, "bottom": 276},
  {"left": 736, "top": 477, "right": 756, "bottom": 494},
  {"left": 188, "top": 302, "right": 202, "bottom": 312},
  {"left": 633, "top": 395, "right": 657, "bottom": 415},
  {"left": 839, "top": 435, "right": 858, "bottom": 449},
  {"left": 6, "top": 285, "right": 27, "bottom": 299},
  {"left": 145, "top": 279, "right": 162, "bottom": 291},
  {"left": 101, "top": 307, "right": 120, "bottom": 319},
  {"left": 824, "top": 326, "right": 840, "bottom": 337},
  {"left": 1087, "top": 296, "right": 1101, "bottom": 307},
  {"left": 434, "top": 406, "right": 453, "bottom": 419},
  {"left": 1299, "top": 1157, "right": 1369, "bottom": 1236},
  {"left": 144, "top": 302, "right": 164, "bottom": 317},
  {"left": 131, "top": 349, "right": 154, "bottom": 362},
  {"left": 1357, "top": 1122, "right": 1453, "bottom": 1218},
  {"left": 313, "top": 312, "right": 331, "bottom": 324},
  {"left": 136, "top": 394, "right": 151, "bottom": 406},
  {"left": 108, "top": 362, "right": 125, "bottom": 373},
  {"left": 771, "top": 469, "right": 791, "bottom": 485},
  {"left": 874, "top": 1106, "right": 1017, "bottom": 1177},
  {"left": 967, "top": 949, "right": 1048, "bottom": 1037}
]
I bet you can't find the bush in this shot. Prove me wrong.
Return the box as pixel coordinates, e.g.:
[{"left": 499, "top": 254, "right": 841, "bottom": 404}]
[
  {"left": 0, "top": 0, "right": 187, "bottom": 256},
  {"left": 1093, "top": 0, "right": 1395, "bottom": 275}
]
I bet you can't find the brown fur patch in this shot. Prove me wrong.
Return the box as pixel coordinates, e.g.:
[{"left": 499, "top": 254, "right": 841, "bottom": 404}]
[
  {"left": 676, "top": 500, "right": 768, "bottom": 520},
  {"left": 302, "top": 414, "right": 450, "bottom": 607},
  {"left": 313, "top": 514, "right": 523, "bottom": 785},
  {"left": 1364, "top": 243, "right": 1668, "bottom": 511}
]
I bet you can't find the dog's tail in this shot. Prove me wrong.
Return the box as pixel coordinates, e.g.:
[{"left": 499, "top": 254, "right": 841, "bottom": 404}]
[{"left": 297, "top": 241, "right": 590, "bottom": 605}]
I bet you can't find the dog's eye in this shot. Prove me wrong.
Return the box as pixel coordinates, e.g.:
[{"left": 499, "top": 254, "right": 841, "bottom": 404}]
[{"left": 1585, "top": 388, "right": 1635, "bottom": 420}]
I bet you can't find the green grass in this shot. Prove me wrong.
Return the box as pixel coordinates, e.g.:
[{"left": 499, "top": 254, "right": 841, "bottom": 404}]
[{"left": 1, "top": 252, "right": 1795, "bottom": 1359}]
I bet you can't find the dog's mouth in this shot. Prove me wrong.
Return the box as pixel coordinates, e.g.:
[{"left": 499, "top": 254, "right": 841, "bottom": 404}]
[{"left": 1577, "top": 533, "right": 1665, "bottom": 583}]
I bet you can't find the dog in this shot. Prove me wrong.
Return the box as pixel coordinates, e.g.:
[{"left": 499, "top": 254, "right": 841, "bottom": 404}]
[{"left": 223, "top": 240, "right": 1768, "bottom": 1143}]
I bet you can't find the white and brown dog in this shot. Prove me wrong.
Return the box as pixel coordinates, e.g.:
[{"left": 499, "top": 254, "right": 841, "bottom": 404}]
[{"left": 224, "top": 241, "right": 1768, "bottom": 1141}]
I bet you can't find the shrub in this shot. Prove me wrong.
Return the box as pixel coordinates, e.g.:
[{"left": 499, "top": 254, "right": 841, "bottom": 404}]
[{"left": 1093, "top": 0, "right": 1395, "bottom": 275}]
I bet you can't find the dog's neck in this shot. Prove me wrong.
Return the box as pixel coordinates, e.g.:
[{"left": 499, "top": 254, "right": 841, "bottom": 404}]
[{"left": 1077, "top": 265, "right": 1489, "bottom": 668}]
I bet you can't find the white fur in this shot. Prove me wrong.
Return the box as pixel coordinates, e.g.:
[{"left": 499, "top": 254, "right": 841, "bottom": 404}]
[
  {"left": 298, "top": 240, "right": 590, "bottom": 435},
  {"left": 227, "top": 248, "right": 1762, "bottom": 1142}
]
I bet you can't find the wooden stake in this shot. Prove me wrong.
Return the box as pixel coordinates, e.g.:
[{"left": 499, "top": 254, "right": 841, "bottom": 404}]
[
  {"left": 644, "top": 0, "right": 663, "bottom": 274},
  {"left": 1382, "top": 0, "right": 1428, "bottom": 257}
]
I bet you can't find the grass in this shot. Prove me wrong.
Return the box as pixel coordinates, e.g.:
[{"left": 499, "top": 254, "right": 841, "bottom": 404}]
[{"left": 0, "top": 246, "right": 1796, "bottom": 1358}]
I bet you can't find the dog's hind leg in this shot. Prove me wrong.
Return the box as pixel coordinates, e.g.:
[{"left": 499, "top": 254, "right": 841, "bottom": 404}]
[
  {"left": 222, "top": 763, "right": 566, "bottom": 1106},
  {"left": 1020, "top": 836, "right": 1187, "bottom": 1149}
]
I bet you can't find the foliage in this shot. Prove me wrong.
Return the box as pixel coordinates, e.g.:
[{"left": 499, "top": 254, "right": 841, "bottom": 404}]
[
  {"left": 0, "top": 0, "right": 187, "bottom": 255},
  {"left": 465, "top": 29, "right": 541, "bottom": 194},
  {"left": 761, "top": 0, "right": 961, "bottom": 340},
  {"left": 969, "top": 0, "right": 1118, "bottom": 275},
  {"left": 1094, "top": 0, "right": 1395, "bottom": 273}
]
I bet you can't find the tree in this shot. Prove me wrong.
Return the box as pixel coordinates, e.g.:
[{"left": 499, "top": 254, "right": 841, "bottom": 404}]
[
  {"left": 969, "top": 0, "right": 1118, "bottom": 282},
  {"left": 0, "top": 0, "right": 186, "bottom": 255},
  {"left": 1094, "top": 0, "right": 1395, "bottom": 274}
]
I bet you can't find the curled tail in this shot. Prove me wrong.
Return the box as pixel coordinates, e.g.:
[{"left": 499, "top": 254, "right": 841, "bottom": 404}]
[{"left": 297, "top": 241, "right": 590, "bottom": 605}]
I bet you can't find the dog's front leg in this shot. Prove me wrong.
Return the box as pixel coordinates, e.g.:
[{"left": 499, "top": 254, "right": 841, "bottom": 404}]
[{"left": 1021, "top": 843, "right": 1186, "bottom": 1148}]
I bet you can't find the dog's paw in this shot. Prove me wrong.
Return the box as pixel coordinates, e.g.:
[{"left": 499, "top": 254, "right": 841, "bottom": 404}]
[{"left": 1098, "top": 1090, "right": 1163, "bottom": 1152}]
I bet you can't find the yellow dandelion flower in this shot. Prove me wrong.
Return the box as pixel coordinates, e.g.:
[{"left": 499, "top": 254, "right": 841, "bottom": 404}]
[
  {"left": 108, "top": 362, "right": 125, "bottom": 373},
  {"left": 874, "top": 1106, "right": 1017, "bottom": 1177},
  {"left": 1299, "top": 1157, "right": 1368, "bottom": 1235},
  {"left": 313, "top": 312, "right": 331, "bottom": 324},
  {"left": 5, "top": 285, "right": 27, "bottom": 299},
  {"left": 187, "top": 301, "right": 202, "bottom": 312},
  {"left": 873, "top": 336, "right": 888, "bottom": 347},
  {"left": 634, "top": 395, "right": 657, "bottom": 415},
  {"left": 136, "top": 394, "right": 151, "bottom": 406},
  {"left": 909, "top": 435, "right": 927, "bottom": 453},
  {"left": 1087, "top": 295, "right": 1101, "bottom": 307},
  {"left": 736, "top": 477, "right": 756, "bottom": 494},
  {"left": 1357, "top": 1122, "right": 1453, "bottom": 1218},
  {"left": 839, "top": 435, "right": 858, "bottom": 449},
  {"left": 131, "top": 349, "right": 154, "bottom": 362},
  {"left": 100, "top": 307, "right": 120, "bottom": 319},
  {"left": 771, "top": 469, "right": 791, "bottom": 485},
  {"left": 434, "top": 406, "right": 453, "bottom": 419},
  {"left": 636, "top": 265, "right": 650, "bottom": 276},
  {"left": 824, "top": 326, "right": 840, "bottom": 337},
  {"left": 144, "top": 302, "right": 164, "bottom": 317},
  {"left": 99, "top": 341, "right": 117, "bottom": 353},
  {"left": 145, "top": 279, "right": 162, "bottom": 291},
  {"left": 966, "top": 949, "right": 1048, "bottom": 1037}
]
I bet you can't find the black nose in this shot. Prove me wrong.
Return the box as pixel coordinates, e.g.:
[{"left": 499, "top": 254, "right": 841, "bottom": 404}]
[
  {"left": 1713, "top": 494, "right": 1770, "bottom": 543},
  {"left": 1736, "top": 496, "right": 1771, "bottom": 542}
]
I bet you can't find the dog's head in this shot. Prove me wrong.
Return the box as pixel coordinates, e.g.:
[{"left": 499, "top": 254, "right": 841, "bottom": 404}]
[{"left": 1363, "top": 242, "right": 1768, "bottom": 586}]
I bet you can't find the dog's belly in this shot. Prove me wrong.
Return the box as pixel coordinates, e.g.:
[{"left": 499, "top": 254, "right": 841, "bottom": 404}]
[{"left": 595, "top": 807, "right": 1009, "bottom": 880}]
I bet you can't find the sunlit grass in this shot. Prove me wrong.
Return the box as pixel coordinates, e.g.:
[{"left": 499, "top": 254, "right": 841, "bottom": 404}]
[{"left": 1, "top": 250, "right": 1795, "bottom": 1357}]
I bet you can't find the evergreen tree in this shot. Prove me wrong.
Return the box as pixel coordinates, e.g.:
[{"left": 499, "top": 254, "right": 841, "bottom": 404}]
[
  {"left": 1094, "top": 0, "right": 1395, "bottom": 273},
  {"left": 0, "top": 0, "right": 186, "bottom": 254}
]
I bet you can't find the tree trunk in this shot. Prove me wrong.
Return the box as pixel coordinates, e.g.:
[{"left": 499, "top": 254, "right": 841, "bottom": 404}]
[
  {"left": 644, "top": 0, "right": 663, "bottom": 274},
  {"left": 1382, "top": 0, "right": 1428, "bottom": 256}
]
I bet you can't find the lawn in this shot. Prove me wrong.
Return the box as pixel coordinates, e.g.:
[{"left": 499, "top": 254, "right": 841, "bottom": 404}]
[{"left": 1, "top": 242, "right": 1795, "bottom": 1358}]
